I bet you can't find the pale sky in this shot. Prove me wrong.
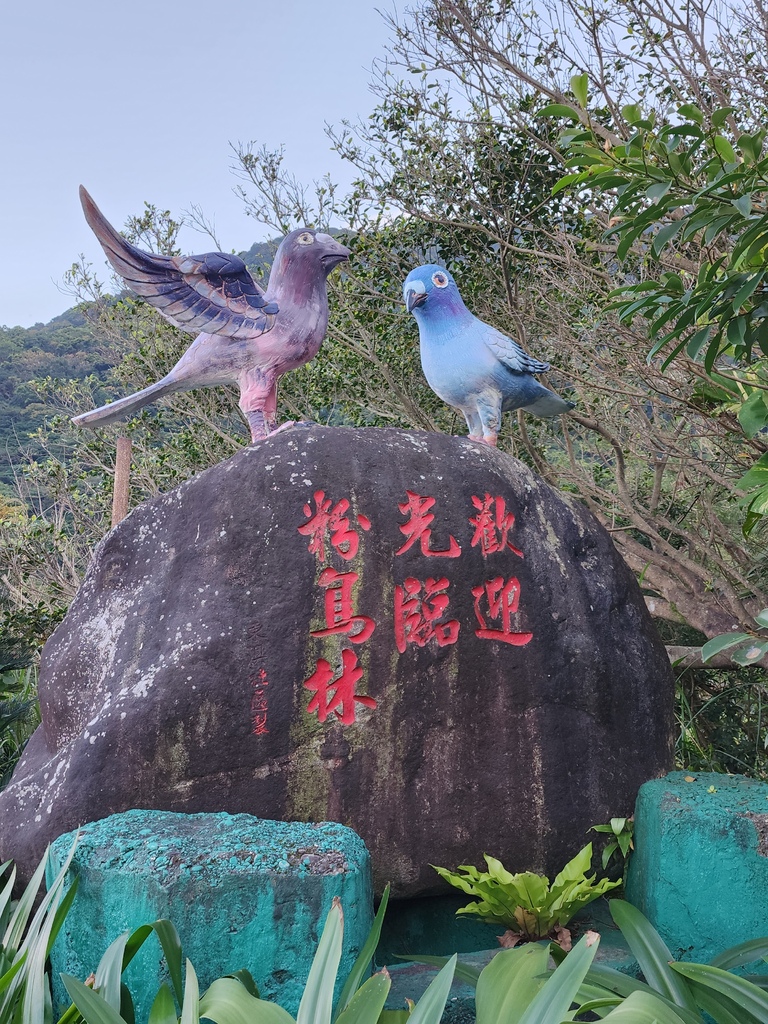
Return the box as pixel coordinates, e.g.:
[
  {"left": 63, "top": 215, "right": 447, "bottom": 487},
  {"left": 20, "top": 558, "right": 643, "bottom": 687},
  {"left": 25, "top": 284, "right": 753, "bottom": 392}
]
[{"left": 0, "top": 0, "right": 393, "bottom": 328}]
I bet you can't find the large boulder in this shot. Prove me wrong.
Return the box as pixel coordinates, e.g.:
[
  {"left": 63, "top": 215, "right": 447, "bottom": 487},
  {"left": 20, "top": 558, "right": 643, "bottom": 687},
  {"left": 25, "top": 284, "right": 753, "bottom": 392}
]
[{"left": 0, "top": 427, "right": 674, "bottom": 895}]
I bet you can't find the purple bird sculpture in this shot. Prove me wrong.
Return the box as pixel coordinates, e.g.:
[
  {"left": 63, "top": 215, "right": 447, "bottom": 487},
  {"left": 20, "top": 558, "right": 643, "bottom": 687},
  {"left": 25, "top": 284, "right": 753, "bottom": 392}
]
[{"left": 72, "top": 187, "right": 350, "bottom": 441}]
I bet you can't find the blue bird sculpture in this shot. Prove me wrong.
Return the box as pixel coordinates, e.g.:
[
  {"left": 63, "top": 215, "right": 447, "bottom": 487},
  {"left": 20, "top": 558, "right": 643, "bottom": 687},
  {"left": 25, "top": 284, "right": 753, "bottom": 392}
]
[{"left": 403, "top": 265, "right": 574, "bottom": 446}]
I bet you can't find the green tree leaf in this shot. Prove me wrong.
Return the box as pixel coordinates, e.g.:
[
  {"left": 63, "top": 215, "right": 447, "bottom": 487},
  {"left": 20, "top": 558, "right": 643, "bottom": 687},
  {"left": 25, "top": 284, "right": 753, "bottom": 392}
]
[
  {"left": 570, "top": 73, "right": 589, "bottom": 107},
  {"left": 714, "top": 136, "right": 737, "bottom": 163},
  {"left": 738, "top": 391, "right": 768, "bottom": 438},
  {"left": 700, "top": 633, "right": 753, "bottom": 661}
]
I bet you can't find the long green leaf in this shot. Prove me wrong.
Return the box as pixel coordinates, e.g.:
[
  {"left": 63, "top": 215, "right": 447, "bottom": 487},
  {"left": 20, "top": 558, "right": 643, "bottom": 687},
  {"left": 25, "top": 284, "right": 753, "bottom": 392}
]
[
  {"left": 3, "top": 847, "right": 49, "bottom": 954},
  {"left": 17, "top": 834, "right": 79, "bottom": 968},
  {"left": 609, "top": 901, "right": 698, "bottom": 1012},
  {"left": 693, "top": 985, "right": 760, "bottom": 1024},
  {"left": 378, "top": 1012, "right": 410, "bottom": 1024},
  {"left": 475, "top": 944, "right": 550, "bottom": 1024},
  {"left": 0, "top": 955, "right": 25, "bottom": 997},
  {"left": 0, "top": 864, "right": 17, "bottom": 942},
  {"left": 600, "top": 989, "right": 692, "bottom": 1022},
  {"left": 61, "top": 976, "right": 127, "bottom": 1024},
  {"left": 180, "top": 959, "right": 200, "bottom": 1024},
  {"left": 120, "top": 926, "right": 153, "bottom": 973},
  {"left": 148, "top": 984, "right": 178, "bottom": 1024},
  {"left": 672, "top": 961, "right": 768, "bottom": 1021},
  {"left": 396, "top": 956, "right": 481, "bottom": 989},
  {"left": 120, "top": 982, "right": 135, "bottom": 1024},
  {"left": 519, "top": 932, "right": 600, "bottom": 1024},
  {"left": 151, "top": 921, "right": 184, "bottom": 1008},
  {"left": 198, "top": 977, "right": 295, "bottom": 1024},
  {"left": 297, "top": 900, "right": 343, "bottom": 1024},
  {"left": 94, "top": 933, "right": 133, "bottom": 1013},
  {"left": 334, "top": 885, "right": 390, "bottom": 1020},
  {"left": 575, "top": 995, "right": 623, "bottom": 1016},
  {"left": 47, "top": 877, "right": 80, "bottom": 957},
  {"left": 406, "top": 955, "right": 456, "bottom": 1024},
  {"left": 224, "top": 971, "right": 259, "bottom": 998},
  {"left": 335, "top": 973, "right": 390, "bottom": 1024},
  {"left": 710, "top": 937, "right": 768, "bottom": 970},
  {"left": 22, "top": 879, "right": 64, "bottom": 1024},
  {"left": 3, "top": 840, "right": 78, "bottom": 1024},
  {"left": 583, "top": 967, "right": 702, "bottom": 1024}
]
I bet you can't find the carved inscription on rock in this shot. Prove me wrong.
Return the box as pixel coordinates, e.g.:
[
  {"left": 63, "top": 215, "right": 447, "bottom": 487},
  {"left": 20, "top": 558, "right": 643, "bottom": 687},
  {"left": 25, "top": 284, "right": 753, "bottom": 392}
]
[{"left": 288, "top": 488, "right": 533, "bottom": 729}]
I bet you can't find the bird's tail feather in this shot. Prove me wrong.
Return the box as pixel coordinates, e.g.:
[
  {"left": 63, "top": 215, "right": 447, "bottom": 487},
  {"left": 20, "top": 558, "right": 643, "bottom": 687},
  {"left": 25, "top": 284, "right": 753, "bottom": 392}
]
[
  {"left": 72, "top": 377, "right": 180, "bottom": 428},
  {"left": 522, "top": 393, "right": 575, "bottom": 418}
]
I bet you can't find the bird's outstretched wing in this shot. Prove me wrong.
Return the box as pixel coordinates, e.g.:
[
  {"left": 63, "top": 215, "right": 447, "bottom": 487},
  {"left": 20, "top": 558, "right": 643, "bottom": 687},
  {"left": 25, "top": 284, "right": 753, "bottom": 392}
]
[
  {"left": 80, "top": 186, "right": 279, "bottom": 340},
  {"left": 483, "top": 325, "right": 550, "bottom": 375}
]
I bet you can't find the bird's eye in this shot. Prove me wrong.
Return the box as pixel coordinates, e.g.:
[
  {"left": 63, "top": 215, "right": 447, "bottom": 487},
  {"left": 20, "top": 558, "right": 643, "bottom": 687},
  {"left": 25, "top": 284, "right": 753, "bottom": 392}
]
[
  {"left": 432, "top": 272, "right": 448, "bottom": 287},
  {"left": 297, "top": 231, "right": 314, "bottom": 246}
]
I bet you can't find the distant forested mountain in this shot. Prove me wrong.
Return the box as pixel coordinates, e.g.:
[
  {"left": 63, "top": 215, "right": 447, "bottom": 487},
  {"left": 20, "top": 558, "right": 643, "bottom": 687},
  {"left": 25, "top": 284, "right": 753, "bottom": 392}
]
[
  {"left": 0, "top": 241, "right": 276, "bottom": 495},
  {"left": 0, "top": 309, "right": 113, "bottom": 492}
]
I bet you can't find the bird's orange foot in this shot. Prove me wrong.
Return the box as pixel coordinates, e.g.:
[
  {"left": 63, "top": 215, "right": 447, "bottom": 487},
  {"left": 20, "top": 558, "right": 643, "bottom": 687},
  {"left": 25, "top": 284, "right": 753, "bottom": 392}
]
[
  {"left": 267, "top": 420, "right": 315, "bottom": 437},
  {"left": 482, "top": 433, "right": 498, "bottom": 447},
  {"left": 468, "top": 434, "right": 484, "bottom": 442},
  {"left": 269, "top": 420, "right": 296, "bottom": 436}
]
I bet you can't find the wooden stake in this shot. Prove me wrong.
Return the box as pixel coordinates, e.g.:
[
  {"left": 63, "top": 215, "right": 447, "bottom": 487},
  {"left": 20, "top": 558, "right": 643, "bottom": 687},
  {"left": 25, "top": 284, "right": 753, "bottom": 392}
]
[{"left": 111, "top": 436, "right": 132, "bottom": 527}]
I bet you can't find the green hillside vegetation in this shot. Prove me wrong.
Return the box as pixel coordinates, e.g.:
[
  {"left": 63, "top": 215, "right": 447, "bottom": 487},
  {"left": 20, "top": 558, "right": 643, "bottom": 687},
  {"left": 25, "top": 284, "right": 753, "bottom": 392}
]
[
  {"left": 0, "top": 241, "right": 275, "bottom": 496},
  {"left": 0, "top": 310, "right": 113, "bottom": 493}
]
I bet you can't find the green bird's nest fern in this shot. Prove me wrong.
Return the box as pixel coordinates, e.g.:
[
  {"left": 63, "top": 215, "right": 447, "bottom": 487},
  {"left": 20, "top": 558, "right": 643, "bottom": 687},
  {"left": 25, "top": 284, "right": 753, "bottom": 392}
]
[{"left": 433, "top": 842, "right": 621, "bottom": 943}]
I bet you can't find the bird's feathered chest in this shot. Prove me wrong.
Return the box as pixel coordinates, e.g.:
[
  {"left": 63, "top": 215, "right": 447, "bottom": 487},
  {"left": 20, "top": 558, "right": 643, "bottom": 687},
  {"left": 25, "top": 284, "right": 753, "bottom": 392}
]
[
  {"left": 255, "top": 272, "right": 331, "bottom": 371},
  {"left": 265, "top": 295, "right": 329, "bottom": 369},
  {"left": 418, "top": 313, "right": 500, "bottom": 403}
]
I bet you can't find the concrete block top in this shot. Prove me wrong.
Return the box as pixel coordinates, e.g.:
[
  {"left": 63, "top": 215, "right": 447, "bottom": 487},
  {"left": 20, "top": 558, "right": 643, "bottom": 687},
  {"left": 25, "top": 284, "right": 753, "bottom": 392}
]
[
  {"left": 48, "top": 809, "right": 370, "bottom": 887},
  {"left": 642, "top": 769, "right": 768, "bottom": 810}
]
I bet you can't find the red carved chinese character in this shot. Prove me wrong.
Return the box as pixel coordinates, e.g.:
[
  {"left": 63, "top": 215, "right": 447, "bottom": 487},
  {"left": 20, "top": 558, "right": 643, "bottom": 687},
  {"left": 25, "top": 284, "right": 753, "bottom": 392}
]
[
  {"left": 472, "top": 577, "right": 533, "bottom": 646},
  {"left": 303, "top": 649, "right": 377, "bottom": 725},
  {"left": 396, "top": 491, "right": 460, "bottom": 558},
  {"left": 469, "top": 495, "right": 524, "bottom": 557},
  {"left": 299, "top": 490, "right": 371, "bottom": 561},
  {"left": 394, "top": 577, "right": 460, "bottom": 653},
  {"left": 251, "top": 668, "right": 269, "bottom": 735},
  {"left": 310, "top": 567, "right": 375, "bottom": 643}
]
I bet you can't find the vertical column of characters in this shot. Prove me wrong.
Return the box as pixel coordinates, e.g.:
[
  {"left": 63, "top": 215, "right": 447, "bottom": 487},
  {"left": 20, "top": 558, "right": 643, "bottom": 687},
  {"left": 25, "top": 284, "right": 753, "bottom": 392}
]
[
  {"left": 469, "top": 494, "right": 532, "bottom": 646},
  {"left": 298, "top": 490, "right": 377, "bottom": 725},
  {"left": 393, "top": 491, "right": 462, "bottom": 651},
  {"left": 248, "top": 621, "right": 270, "bottom": 736}
]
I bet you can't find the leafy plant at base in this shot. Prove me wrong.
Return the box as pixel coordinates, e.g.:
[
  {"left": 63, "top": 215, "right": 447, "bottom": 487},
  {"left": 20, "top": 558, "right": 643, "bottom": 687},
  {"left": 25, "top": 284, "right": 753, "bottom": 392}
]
[
  {"left": 590, "top": 818, "right": 635, "bottom": 884},
  {"left": 0, "top": 836, "right": 79, "bottom": 1024},
  {"left": 569, "top": 898, "right": 768, "bottom": 1024},
  {"left": 409, "top": 929, "right": 694, "bottom": 1022},
  {"left": 433, "top": 842, "right": 620, "bottom": 941},
  {"left": 416, "top": 896, "right": 768, "bottom": 1022},
  {"left": 61, "top": 887, "right": 456, "bottom": 1024}
]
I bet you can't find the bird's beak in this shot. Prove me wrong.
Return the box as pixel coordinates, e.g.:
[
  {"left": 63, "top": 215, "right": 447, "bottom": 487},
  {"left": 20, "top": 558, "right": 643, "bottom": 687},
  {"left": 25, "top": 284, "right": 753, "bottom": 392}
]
[
  {"left": 317, "top": 233, "right": 351, "bottom": 270},
  {"left": 405, "top": 284, "right": 427, "bottom": 313}
]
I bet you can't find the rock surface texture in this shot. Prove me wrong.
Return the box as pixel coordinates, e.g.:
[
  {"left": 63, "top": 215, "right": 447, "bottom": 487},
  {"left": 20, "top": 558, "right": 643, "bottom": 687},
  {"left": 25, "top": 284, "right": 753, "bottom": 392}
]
[{"left": 0, "top": 427, "right": 675, "bottom": 895}]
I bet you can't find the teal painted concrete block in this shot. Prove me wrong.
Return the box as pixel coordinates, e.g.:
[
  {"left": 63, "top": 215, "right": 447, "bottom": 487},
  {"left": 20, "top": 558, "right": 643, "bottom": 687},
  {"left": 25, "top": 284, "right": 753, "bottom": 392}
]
[
  {"left": 626, "top": 771, "right": 768, "bottom": 962},
  {"left": 47, "top": 810, "right": 372, "bottom": 1019}
]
